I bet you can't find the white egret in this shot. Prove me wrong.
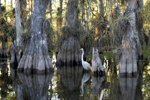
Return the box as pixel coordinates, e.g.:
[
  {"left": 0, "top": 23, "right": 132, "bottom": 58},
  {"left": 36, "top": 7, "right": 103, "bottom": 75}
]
[{"left": 80, "top": 48, "right": 91, "bottom": 70}]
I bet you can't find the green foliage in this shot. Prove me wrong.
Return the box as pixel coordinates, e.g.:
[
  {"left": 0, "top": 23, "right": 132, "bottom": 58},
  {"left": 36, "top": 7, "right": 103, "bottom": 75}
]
[
  {"left": 143, "top": 49, "right": 150, "bottom": 60},
  {"left": 21, "top": 28, "right": 30, "bottom": 42},
  {"left": 100, "top": 51, "right": 114, "bottom": 58},
  {"left": 81, "top": 31, "right": 95, "bottom": 46},
  {"left": 86, "top": 51, "right": 114, "bottom": 62},
  {"left": 143, "top": 1, "right": 150, "bottom": 32},
  {"left": 91, "top": 14, "right": 108, "bottom": 30}
]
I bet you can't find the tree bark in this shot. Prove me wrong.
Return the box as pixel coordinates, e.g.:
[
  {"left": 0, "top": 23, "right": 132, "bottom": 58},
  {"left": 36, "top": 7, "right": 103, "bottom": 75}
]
[
  {"left": 81, "top": 0, "right": 84, "bottom": 26},
  {"left": 92, "top": 48, "right": 105, "bottom": 76},
  {"left": 49, "top": 0, "right": 52, "bottom": 23},
  {"left": 135, "top": 0, "right": 143, "bottom": 60},
  {"left": 85, "top": 0, "right": 92, "bottom": 34},
  {"left": 56, "top": 36, "right": 81, "bottom": 66},
  {"left": 15, "top": 0, "right": 22, "bottom": 46},
  {"left": 56, "top": 0, "right": 80, "bottom": 66},
  {"left": 119, "top": 0, "right": 137, "bottom": 77},
  {"left": 10, "top": 0, "right": 23, "bottom": 65},
  {"left": 18, "top": 0, "right": 54, "bottom": 74},
  {"left": 99, "top": 0, "right": 104, "bottom": 17}
]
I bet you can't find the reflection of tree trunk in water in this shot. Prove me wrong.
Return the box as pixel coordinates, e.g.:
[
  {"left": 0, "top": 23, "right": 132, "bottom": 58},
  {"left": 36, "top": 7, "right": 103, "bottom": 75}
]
[
  {"left": 135, "top": 74, "right": 143, "bottom": 100},
  {"left": 16, "top": 73, "right": 53, "bottom": 100},
  {"left": 135, "top": 61, "right": 144, "bottom": 100},
  {"left": 119, "top": 77, "right": 137, "bottom": 100},
  {"left": 119, "top": 0, "right": 137, "bottom": 77},
  {"left": 57, "top": 66, "right": 83, "bottom": 100},
  {"left": 17, "top": 0, "right": 54, "bottom": 74},
  {"left": 135, "top": 0, "right": 143, "bottom": 60},
  {"left": 92, "top": 76, "right": 105, "bottom": 99},
  {"left": 56, "top": 0, "right": 81, "bottom": 66}
]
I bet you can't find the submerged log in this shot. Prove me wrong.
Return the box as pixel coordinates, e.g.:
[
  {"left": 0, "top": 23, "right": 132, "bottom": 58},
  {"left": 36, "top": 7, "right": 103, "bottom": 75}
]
[{"left": 56, "top": 36, "right": 81, "bottom": 66}]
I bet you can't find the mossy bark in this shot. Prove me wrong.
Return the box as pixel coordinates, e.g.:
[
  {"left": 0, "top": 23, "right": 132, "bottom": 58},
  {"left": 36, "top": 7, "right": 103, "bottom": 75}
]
[
  {"left": 119, "top": 0, "right": 137, "bottom": 77},
  {"left": 17, "top": 0, "right": 54, "bottom": 74},
  {"left": 56, "top": 0, "right": 80, "bottom": 66},
  {"left": 56, "top": 36, "right": 81, "bottom": 66}
]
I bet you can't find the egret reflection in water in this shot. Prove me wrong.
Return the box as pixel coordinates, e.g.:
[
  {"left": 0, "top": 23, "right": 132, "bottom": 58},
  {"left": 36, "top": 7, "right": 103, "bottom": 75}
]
[{"left": 81, "top": 72, "right": 90, "bottom": 96}]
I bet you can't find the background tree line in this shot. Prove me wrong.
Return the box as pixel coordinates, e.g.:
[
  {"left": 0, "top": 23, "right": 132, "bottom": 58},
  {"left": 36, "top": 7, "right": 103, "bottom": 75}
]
[{"left": 0, "top": 0, "right": 149, "bottom": 74}]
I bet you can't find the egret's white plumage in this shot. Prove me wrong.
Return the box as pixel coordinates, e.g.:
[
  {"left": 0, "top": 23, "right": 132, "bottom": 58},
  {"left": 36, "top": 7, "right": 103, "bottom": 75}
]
[{"left": 80, "top": 48, "right": 91, "bottom": 70}]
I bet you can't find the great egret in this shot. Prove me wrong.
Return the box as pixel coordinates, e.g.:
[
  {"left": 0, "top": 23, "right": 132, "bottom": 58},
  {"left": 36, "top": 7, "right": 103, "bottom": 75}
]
[{"left": 80, "top": 48, "right": 91, "bottom": 70}]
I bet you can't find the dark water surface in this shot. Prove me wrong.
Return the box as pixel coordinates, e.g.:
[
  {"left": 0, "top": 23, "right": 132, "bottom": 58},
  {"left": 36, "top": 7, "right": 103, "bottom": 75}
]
[{"left": 0, "top": 55, "right": 150, "bottom": 100}]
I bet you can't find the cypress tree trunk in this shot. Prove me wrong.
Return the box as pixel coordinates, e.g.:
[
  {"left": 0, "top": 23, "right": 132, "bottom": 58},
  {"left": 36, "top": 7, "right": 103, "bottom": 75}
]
[
  {"left": 18, "top": 0, "right": 54, "bottom": 74},
  {"left": 10, "top": 0, "right": 23, "bottom": 65},
  {"left": 85, "top": 0, "right": 92, "bottom": 34},
  {"left": 136, "top": 0, "right": 143, "bottom": 59},
  {"left": 81, "top": 0, "right": 84, "bottom": 26},
  {"left": 94, "top": 0, "right": 104, "bottom": 54},
  {"left": 15, "top": 0, "right": 22, "bottom": 47},
  {"left": 56, "top": 0, "right": 80, "bottom": 66},
  {"left": 119, "top": 0, "right": 137, "bottom": 77}
]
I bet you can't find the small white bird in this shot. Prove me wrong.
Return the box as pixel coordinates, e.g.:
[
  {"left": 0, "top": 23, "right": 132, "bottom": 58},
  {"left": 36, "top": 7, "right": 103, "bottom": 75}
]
[{"left": 80, "top": 48, "right": 91, "bottom": 70}]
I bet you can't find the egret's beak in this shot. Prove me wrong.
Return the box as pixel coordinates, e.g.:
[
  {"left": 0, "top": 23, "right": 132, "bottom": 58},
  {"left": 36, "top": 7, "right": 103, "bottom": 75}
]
[{"left": 80, "top": 49, "right": 82, "bottom": 50}]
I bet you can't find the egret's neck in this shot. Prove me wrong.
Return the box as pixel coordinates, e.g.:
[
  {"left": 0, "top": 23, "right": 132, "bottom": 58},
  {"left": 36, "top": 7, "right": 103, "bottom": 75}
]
[{"left": 81, "top": 50, "right": 84, "bottom": 63}]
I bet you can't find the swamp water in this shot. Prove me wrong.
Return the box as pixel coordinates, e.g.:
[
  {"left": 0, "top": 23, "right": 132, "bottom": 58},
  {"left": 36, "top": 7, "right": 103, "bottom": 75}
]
[{"left": 0, "top": 53, "right": 150, "bottom": 100}]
